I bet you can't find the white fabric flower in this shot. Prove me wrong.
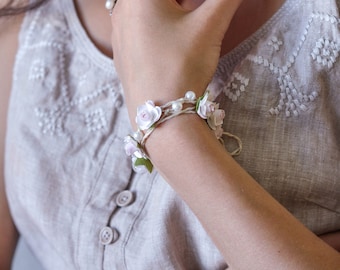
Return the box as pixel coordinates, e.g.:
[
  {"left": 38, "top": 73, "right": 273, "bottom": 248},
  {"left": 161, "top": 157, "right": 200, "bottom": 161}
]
[
  {"left": 197, "top": 92, "right": 217, "bottom": 119},
  {"left": 136, "top": 101, "right": 162, "bottom": 130},
  {"left": 207, "top": 109, "right": 225, "bottom": 130}
]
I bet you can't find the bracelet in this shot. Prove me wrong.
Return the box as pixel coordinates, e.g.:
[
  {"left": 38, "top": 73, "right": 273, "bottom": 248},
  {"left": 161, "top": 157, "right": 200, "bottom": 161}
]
[{"left": 124, "top": 90, "right": 242, "bottom": 173}]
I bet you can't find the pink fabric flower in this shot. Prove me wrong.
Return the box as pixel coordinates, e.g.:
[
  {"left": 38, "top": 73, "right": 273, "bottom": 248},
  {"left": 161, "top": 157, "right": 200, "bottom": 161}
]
[
  {"left": 124, "top": 136, "right": 142, "bottom": 157},
  {"left": 124, "top": 136, "right": 153, "bottom": 173},
  {"left": 136, "top": 101, "right": 162, "bottom": 130},
  {"left": 196, "top": 91, "right": 226, "bottom": 139}
]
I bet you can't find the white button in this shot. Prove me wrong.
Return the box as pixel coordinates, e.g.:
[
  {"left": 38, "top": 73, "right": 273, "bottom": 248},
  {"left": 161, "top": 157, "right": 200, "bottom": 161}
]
[
  {"left": 115, "top": 190, "right": 134, "bottom": 207},
  {"left": 99, "top": 227, "right": 119, "bottom": 245}
]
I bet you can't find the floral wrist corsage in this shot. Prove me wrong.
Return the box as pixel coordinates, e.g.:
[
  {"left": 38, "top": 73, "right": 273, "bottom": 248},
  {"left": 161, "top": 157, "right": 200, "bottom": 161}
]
[{"left": 124, "top": 90, "right": 241, "bottom": 173}]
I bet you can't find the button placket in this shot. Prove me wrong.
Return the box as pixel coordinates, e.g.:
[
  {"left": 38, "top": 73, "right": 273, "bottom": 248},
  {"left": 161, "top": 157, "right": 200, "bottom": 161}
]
[
  {"left": 115, "top": 190, "right": 134, "bottom": 207},
  {"left": 99, "top": 226, "right": 119, "bottom": 245}
]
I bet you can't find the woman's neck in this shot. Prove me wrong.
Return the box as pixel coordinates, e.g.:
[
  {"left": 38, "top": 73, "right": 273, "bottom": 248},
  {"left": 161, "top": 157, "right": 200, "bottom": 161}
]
[
  {"left": 220, "top": 0, "right": 286, "bottom": 55},
  {"left": 178, "top": 0, "right": 286, "bottom": 55},
  {"left": 74, "top": 0, "right": 286, "bottom": 58}
]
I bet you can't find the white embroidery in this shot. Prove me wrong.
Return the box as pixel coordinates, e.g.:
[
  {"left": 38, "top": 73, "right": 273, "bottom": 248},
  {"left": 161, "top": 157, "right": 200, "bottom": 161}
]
[
  {"left": 85, "top": 109, "right": 107, "bottom": 132},
  {"left": 311, "top": 12, "right": 340, "bottom": 24},
  {"left": 311, "top": 38, "right": 340, "bottom": 68},
  {"left": 223, "top": 72, "right": 249, "bottom": 102},
  {"left": 246, "top": 12, "right": 339, "bottom": 117},
  {"left": 267, "top": 36, "right": 283, "bottom": 51},
  {"left": 74, "top": 53, "right": 91, "bottom": 86},
  {"left": 270, "top": 74, "right": 317, "bottom": 117},
  {"left": 70, "top": 84, "right": 115, "bottom": 107},
  {"left": 24, "top": 14, "right": 121, "bottom": 136},
  {"left": 35, "top": 107, "right": 67, "bottom": 136},
  {"left": 29, "top": 59, "right": 48, "bottom": 81},
  {"left": 34, "top": 84, "right": 120, "bottom": 135}
]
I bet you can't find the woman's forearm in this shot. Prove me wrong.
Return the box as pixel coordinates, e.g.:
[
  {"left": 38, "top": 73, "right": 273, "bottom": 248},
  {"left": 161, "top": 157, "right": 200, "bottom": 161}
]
[{"left": 146, "top": 114, "right": 340, "bottom": 269}]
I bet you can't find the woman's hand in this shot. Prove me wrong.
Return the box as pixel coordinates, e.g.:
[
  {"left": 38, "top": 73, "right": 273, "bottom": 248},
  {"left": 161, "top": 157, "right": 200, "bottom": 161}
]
[{"left": 110, "top": 0, "right": 242, "bottom": 124}]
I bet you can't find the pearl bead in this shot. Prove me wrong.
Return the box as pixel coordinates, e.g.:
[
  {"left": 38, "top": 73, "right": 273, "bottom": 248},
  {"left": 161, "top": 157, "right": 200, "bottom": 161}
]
[
  {"left": 133, "top": 131, "right": 143, "bottom": 142},
  {"left": 172, "top": 102, "right": 183, "bottom": 112},
  {"left": 105, "top": 0, "right": 114, "bottom": 10},
  {"left": 185, "top": 91, "right": 196, "bottom": 101}
]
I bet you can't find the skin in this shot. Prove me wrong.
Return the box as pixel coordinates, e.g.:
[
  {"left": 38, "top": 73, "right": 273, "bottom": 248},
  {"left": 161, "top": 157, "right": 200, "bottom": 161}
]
[
  {"left": 0, "top": 11, "right": 22, "bottom": 269},
  {"left": 110, "top": 0, "right": 340, "bottom": 268},
  {"left": 0, "top": 0, "right": 339, "bottom": 268}
]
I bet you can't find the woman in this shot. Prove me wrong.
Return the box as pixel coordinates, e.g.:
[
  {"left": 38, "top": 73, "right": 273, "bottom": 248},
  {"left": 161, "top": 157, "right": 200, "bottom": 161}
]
[{"left": 0, "top": 0, "right": 339, "bottom": 269}]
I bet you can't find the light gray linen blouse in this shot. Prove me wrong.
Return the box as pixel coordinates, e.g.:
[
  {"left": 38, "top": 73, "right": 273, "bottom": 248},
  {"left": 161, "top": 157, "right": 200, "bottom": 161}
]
[{"left": 5, "top": 0, "right": 340, "bottom": 269}]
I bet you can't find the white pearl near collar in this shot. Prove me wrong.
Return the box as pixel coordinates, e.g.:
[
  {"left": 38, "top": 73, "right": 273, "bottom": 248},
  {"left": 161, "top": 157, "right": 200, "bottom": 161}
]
[{"left": 105, "top": 0, "right": 114, "bottom": 10}]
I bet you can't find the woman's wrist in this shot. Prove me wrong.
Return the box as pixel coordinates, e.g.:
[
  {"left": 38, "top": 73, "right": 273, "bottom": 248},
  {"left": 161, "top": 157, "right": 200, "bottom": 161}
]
[
  {"left": 145, "top": 112, "right": 224, "bottom": 178},
  {"left": 123, "top": 90, "right": 241, "bottom": 173}
]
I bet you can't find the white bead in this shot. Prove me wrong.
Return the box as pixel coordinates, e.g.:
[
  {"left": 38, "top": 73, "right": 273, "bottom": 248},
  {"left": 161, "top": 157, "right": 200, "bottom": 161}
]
[
  {"left": 105, "top": 0, "right": 114, "bottom": 10},
  {"left": 185, "top": 91, "right": 196, "bottom": 101},
  {"left": 133, "top": 131, "right": 143, "bottom": 142},
  {"left": 172, "top": 102, "right": 183, "bottom": 112}
]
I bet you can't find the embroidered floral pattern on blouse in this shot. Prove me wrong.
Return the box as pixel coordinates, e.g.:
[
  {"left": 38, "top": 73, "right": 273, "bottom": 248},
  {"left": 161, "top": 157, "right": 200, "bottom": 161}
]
[
  {"left": 223, "top": 72, "right": 250, "bottom": 102},
  {"left": 29, "top": 59, "right": 48, "bottom": 81},
  {"left": 73, "top": 53, "right": 91, "bottom": 87},
  {"left": 246, "top": 12, "right": 340, "bottom": 117},
  {"left": 24, "top": 11, "right": 120, "bottom": 136},
  {"left": 35, "top": 106, "right": 66, "bottom": 136},
  {"left": 34, "top": 83, "right": 119, "bottom": 136},
  {"left": 267, "top": 36, "right": 283, "bottom": 51},
  {"left": 311, "top": 38, "right": 340, "bottom": 68},
  {"left": 85, "top": 109, "right": 107, "bottom": 132}
]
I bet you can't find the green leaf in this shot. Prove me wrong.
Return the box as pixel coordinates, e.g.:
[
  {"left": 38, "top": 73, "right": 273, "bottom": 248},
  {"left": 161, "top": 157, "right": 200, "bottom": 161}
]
[
  {"left": 134, "top": 158, "right": 153, "bottom": 173},
  {"left": 196, "top": 95, "right": 203, "bottom": 111}
]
